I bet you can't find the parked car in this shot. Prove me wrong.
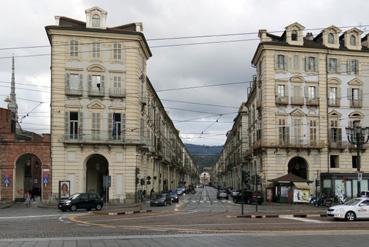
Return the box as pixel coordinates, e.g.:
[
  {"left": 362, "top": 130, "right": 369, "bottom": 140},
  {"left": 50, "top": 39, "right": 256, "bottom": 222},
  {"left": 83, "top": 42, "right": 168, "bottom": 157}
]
[
  {"left": 58, "top": 192, "right": 103, "bottom": 212},
  {"left": 176, "top": 187, "right": 186, "bottom": 196},
  {"left": 327, "top": 197, "right": 369, "bottom": 221},
  {"left": 150, "top": 193, "right": 172, "bottom": 206},
  {"left": 231, "top": 190, "right": 240, "bottom": 198},
  {"left": 360, "top": 191, "right": 369, "bottom": 198},
  {"left": 233, "top": 190, "right": 263, "bottom": 205},
  {"left": 169, "top": 191, "right": 179, "bottom": 203},
  {"left": 217, "top": 189, "right": 229, "bottom": 200}
]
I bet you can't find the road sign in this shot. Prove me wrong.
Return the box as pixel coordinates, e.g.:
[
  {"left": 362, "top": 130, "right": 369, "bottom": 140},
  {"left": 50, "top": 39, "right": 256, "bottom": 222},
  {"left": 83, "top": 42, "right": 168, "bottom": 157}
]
[
  {"left": 358, "top": 172, "right": 363, "bottom": 181},
  {"left": 2, "top": 175, "right": 10, "bottom": 187},
  {"left": 103, "top": 176, "right": 111, "bottom": 188},
  {"left": 43, "top": 176, "right": 49, "bottom": 185}
]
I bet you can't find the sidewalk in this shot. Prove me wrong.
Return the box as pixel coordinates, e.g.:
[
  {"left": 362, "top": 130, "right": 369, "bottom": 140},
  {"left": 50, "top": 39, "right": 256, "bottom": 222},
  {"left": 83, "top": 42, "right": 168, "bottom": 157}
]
[{"left": 234, "top": 202, "right": 327, "bottom": 217}]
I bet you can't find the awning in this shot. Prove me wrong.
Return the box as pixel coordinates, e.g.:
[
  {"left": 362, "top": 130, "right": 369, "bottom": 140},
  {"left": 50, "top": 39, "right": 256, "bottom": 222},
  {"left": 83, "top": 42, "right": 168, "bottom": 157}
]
[{"left": 293, "top": 182, "right": 310, "bottom": 190}]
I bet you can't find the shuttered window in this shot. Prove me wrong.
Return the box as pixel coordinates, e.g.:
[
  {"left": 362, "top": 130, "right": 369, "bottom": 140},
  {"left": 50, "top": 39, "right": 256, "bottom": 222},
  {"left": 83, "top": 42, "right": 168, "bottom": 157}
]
[
  {"left": 92, "top": 112, "right": 100, "bottom": 140},
  {"left": 113, "top": 43, "right": 122, "bottom": 60},
  {"left": 69, "top": 112, "right": 79, "bottom": 139},
  {"left": 70, "top": 40, "right": 78, "bottom": 56},
  {"left": 92, "top": 42, "right": 100, "bottom": 58}
]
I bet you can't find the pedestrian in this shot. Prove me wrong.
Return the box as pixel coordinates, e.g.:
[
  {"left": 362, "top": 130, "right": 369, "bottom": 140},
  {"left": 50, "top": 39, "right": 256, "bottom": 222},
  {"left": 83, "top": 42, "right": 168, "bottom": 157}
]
[
  {"left": 25, "top": 192, "right": 31, "bottom": 208},
  {"left": 150, "top": 188, "right": 154, "bottom": 199}
]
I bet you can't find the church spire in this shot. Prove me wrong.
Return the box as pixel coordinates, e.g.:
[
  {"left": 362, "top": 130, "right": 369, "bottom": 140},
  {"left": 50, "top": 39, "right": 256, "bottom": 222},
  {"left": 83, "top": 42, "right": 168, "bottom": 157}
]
[{"left": 7, "top": 56, "right": 18, "bottom": 122}]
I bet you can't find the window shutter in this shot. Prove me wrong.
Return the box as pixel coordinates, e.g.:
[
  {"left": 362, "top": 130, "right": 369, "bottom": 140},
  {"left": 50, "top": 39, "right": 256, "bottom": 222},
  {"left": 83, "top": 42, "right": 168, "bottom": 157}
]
[
  {"left": 79, "top": 74, "right": 83, "bottom": 90},
  {"left": 101, "top": 75, "right": 105, "bottom": 92},
  {"left": 314, "top": 57, "right": 318, "bottom": 72},
  {"left": 274, "top": 55, "right": 278, "bottom": 70},
  {"left": 337, "top": 87, "right": 341, "bottom": 100},
  {"left": 108, "top": 112, "right": 113, "bottom": 139},
  {"left": 65, "top": 73, "right": 70, "bottom": 92},
  {"left": 88, "top": 75, "right": 92, "bottom": 91},
  {"left": 338, "top": 128, "right": 342, "bottom": 142},
  {"left": 336, "top": 59, "right": 341, "bottom": 73},
  {"left": 286, "top": 127, "right": 290, "bottom": 144},
  {"left": 304, "top": 57, "right": 308, "bottom": 72},
  {"left": 304, "top": 86, "right": 308, "bottom": 98},
  {"left": 65, "top": 111, "right": 69, "bottom": 139},
  {"left": 347, "top": 88, "right": 352, "bottom": 100},
  {"left": 122, "top": 114, "right": 126, "bottom": 141},
  {"left": 316, "top": 86, "right": 319, "bottom": 99},
  {"left": 286, "top": 56, "right": 290, "bottom": 70},
  {"left": 347, "top": 60, "right": 351, "bottom": 74},
  {"left": 78, "top": 111, "right": 83, "bottom": 140}
]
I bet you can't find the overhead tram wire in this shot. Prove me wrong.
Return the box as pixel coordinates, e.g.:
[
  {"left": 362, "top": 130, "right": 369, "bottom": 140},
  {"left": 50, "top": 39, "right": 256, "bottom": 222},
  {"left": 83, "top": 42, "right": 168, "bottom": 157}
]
[{"left": 0, "top": 23, "right": 368, "bottom": 52}]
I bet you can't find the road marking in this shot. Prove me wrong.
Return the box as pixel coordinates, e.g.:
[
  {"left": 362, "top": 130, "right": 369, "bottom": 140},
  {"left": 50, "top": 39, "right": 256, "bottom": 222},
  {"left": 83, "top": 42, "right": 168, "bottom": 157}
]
[
  {"left": 3, "top": 231, "right": 369, "bottom": 242},
  {"left": 280, "top": 215, "right": 330, "bottom": 224},
  {"left": 192, "top": 200, "right": 197, "bottom": 203},
  {"left": 0, "top": 214, "right": 77, "bottom": 220}
]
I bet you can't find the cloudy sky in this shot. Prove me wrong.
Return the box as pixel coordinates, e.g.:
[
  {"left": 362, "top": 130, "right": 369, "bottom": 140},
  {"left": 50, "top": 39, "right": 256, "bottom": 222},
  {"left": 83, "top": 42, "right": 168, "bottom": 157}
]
[{"left": 1, "top": 0, "right": 369, "bottom": 145}]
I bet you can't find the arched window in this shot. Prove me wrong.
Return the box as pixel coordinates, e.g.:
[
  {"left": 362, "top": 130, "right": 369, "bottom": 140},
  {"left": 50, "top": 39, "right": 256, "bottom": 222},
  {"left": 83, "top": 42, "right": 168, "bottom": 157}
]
[
  {"left": 92, "top": 14, "right": 100, "bottom": 28},
  {"left": 328, "top": 33, "right": 335, "bottom": 44},
  {"left": 350, "top": 34, "right": 356, "bottom": 46},
  {"left": 291, "top": 30, "right": 298, "bottom": 41}
]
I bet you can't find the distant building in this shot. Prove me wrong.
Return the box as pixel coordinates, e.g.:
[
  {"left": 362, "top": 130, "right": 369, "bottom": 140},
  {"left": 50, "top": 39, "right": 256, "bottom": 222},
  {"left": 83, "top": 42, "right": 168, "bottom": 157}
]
[{"left": 0, "top": 57, "right": 51, "bottom": 202}]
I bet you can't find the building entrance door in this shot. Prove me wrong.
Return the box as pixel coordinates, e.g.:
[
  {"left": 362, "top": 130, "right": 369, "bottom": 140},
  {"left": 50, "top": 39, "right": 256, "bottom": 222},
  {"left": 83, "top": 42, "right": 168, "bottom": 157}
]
[
  {"left": 86, "top": 154, "right": 109, "bottom": 199},
  {"left": 15, "top": 153, "right": 42, "bottom": 200},
  {"left": 288, "top": 156, "right": 308, "bottom": 179}
]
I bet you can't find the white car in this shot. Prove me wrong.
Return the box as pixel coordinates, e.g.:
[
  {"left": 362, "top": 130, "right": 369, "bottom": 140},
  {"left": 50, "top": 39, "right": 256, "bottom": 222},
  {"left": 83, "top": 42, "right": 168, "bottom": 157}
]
[{"left": 327, "top": 197, "right": 369, "bottom": 221}]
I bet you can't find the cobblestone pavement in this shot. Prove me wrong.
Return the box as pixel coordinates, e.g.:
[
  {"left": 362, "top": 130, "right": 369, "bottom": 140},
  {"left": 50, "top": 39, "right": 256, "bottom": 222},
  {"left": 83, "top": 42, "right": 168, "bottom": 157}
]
[
  {"left": 2, "top": 186, "right": 369, "bottom": 244},
  {"left": 1, "top": 232, "right": 369, "bottom": 246}
]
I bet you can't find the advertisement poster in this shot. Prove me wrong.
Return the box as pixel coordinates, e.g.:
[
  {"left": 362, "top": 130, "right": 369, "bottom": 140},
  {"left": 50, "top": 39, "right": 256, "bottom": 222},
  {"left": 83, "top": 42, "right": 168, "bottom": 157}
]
[
  {"left": 59, "top": 180, "right": 70, "bottom": 199},
  {"left": 293, "top": 189, "right": 310, "bottom": 203}
]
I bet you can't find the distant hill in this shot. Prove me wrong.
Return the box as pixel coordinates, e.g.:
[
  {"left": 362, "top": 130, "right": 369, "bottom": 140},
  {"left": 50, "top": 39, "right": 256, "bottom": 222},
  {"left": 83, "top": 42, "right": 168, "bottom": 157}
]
[{"left": 185, "top": 144, "right": 223, "bottom": 171}]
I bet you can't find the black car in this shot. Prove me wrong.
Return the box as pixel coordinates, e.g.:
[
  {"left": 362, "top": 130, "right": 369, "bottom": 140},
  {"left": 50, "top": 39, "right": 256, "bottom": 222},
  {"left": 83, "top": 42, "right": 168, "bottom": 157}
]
[
  {"left": 233, "top": 190, "right": 263, "bottom": 205},
  {"left": 58, "top": 192, "right": 104, "bottom": 212},
  {"left": 150, "top": 193, "right": 172, "bottom": 206},
  {"left": 169, "top": 191, "right": 179, "bottom": 203}
]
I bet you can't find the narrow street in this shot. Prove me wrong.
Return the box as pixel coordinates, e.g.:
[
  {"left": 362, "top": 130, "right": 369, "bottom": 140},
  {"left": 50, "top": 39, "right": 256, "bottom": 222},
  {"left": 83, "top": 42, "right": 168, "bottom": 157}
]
[{"left": 1, "top": 186, "right": 369, "bottom": 246}]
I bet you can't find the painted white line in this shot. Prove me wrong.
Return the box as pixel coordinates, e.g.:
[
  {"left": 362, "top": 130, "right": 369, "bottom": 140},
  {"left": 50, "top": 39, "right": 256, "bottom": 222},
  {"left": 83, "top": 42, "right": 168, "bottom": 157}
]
[
  {"left": 0, "top": 214, "right": 66, "bottom": 220},
  {"left": 206, "top": 201, "right": 210, "bottom": 203},
  {"left": 3, "top": 230, "right": 369, "bottom": 242},
  {"left": 191, "top": 200, "right": 197, "bottom": 203},
  {"left": 280, "top": 215, "right": 330, "bottom": 224}
]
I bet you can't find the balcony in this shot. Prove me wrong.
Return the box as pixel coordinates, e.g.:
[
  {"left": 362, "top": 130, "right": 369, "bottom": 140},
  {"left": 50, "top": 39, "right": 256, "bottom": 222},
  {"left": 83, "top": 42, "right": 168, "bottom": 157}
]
[
  {"left": 291, "top": 96, "right": 304, "bottom": 105},
  {"left": 328, "top": 98, "right": 340, "bottom": 107},
  {"left": 65, "top": 88, "right": 82, "bottom": 96},
  {"left": 109, "top": 88, "right": 125, "bottom": 98},
  {"left": 88, "top": 87, "right": 104, "bottom": 97},
  {"left": 350, "top": 99, "right": 362, "bottom": 108},
  {"left": 306, "top": 97, "right": 319, "bottom": 106},
  {"left": 64, "top": 132, "right": 128, "bottom": 144},
  {"left": 275, "top": 96, "right": 288, "bottom": 105}
]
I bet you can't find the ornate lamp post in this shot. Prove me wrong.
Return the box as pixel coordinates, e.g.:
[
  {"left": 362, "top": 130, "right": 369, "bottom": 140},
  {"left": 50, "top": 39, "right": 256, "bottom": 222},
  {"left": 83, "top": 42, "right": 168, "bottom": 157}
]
[{"left": 345, "top": 126, "right": 369, "bottom": 197}]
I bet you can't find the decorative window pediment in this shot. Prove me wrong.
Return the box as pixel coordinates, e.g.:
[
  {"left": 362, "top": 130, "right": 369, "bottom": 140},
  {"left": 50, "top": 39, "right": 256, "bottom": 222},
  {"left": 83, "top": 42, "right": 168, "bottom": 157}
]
[
  {"left": 87, "top": 64, "right": 105, "bottom": 72},
  {"left": 348, "top": 78, "right": 362, "bottom": 86},
  {"left": 328, "top": 110, "right": 342, "bottom": 118},
  {"left": 290, "top": 75, "right": 304, "bottom": 83},
  {"left": 349, "top": 111, "right": 363, "bottom": 119},
  {"left": 328, "top": 77, "right": 341, "bottom": 85},
  {"left": 87, "top": 100, "right": 105, "bottom": 109},
  {"left": 290, "top": 108, "right": 306, "bottom": 117}
]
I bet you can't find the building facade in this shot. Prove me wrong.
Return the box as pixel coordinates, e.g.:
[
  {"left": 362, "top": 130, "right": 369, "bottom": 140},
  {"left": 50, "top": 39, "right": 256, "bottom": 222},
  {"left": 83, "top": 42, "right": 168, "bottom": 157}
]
[
  {"left": 216, "top": 23, "right": 369, "bottom": 200},
  {"left": 0, "top": 108, "right": 51, "bottom": 202},
  {"left": 46, "top": 7, "right": 196, "bottom": 203}
]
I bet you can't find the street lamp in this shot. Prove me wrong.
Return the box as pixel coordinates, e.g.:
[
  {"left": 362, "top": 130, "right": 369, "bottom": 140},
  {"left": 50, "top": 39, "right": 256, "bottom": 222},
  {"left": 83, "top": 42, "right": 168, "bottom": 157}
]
[{"left": 345, "top": 126, "right": 369, "bottom": 197}]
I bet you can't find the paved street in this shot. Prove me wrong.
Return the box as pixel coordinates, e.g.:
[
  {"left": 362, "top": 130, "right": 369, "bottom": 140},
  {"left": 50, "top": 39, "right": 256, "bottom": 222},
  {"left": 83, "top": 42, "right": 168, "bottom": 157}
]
[{"left": 1, "top": 186, "right": 369, "bottom": 246}]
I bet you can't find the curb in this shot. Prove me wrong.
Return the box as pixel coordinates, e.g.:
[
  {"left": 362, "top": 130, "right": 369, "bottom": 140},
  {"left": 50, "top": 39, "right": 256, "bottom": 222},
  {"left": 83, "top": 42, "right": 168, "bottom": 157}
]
[
  {"left": 93, "top": 209, "right": 152, "bottom": 216},
  {"left": 0, "top": 203, "right": 13, "bottom": 209},
  {"left": 237, "top": 213, "right": 327, "bottom": 218}
]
